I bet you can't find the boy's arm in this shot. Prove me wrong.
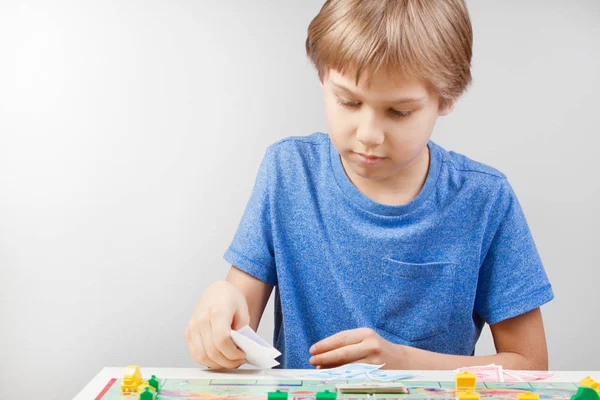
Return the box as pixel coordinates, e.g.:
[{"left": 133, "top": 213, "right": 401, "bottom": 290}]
[
  {"left": 226, "top": 266, "right": 274, "bottom": 332},
  {"left": 310, "top": 308, "right": 549, "bottom": 370},
  {"left": 397, "top": 307, "right": 548, "bottom": 370},
  {"left": 185, "top": 266, "right": 273, "bottom": 369}
]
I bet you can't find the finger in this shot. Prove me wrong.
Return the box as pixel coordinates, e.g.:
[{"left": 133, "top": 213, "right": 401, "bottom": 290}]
[
  {"left": 188, "top": 326, "right": 222, "bottom": 369},
  {"left": 310, "top": 328, "right": 366, "bottom": 356},
  {"left": 309, "top": 342, "right": 370, "bottom": 368},
  {"left": 211, "top": 314, "right": 246, "bottom": 361},
  {"left": 199, "top": 319, "right": 242, "bottom": 369}
]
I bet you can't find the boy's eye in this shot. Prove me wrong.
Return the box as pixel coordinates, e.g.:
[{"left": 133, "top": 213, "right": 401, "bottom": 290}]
[
  {"left": 336, "top": 97, "right": 411, "bottom": 118},
  {"left": 390, "top": 109, "right": 411, "bottom": 118},
  {"left": 336, "top": 97, "right": 361, "bottom": 108}
]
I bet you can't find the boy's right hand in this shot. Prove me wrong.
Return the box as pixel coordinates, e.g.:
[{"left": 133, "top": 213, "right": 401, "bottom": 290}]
[{"left": 185, "top": 280, "right": 250, "bottom": 369}]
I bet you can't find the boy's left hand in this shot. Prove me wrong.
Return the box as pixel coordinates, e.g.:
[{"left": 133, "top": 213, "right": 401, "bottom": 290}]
[{"left": 309, "top": 328, "right": 403, "bottom": 368}]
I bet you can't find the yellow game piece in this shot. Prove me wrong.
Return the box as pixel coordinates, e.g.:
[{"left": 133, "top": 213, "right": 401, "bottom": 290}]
[
  {"left": 517, "top": 392, "right": 539, "bottom": 400},
  {"left": 136, "top": 381, "right": 156, "bottom": 393},
  {"left": 581, "top": 376, "right": 600, "bottom": 394},
  {"left": 458, "top": 390, "right": 480, "bottom": 400},
  {"left": 121, "top": 365, "right": 144, "bottom": 393},
  {"left": 456, "top": 372, "right": 477, "bottom": 389}
]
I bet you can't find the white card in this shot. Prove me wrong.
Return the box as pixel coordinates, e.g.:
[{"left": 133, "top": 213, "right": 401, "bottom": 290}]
[
  {"left": 230, "top": 325, "right": 280, "bottom": 369},
  {"left": 299, "top": 363, "right": 385, "bottom": 380}
]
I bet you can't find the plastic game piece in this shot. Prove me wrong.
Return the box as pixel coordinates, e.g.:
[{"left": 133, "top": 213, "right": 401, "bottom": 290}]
[
  {"left": 121, "top": 365, "right": 144, "bottom": 393},
  {"left": 336, "top": 382, "right": 408, "bottom": 394},
  {"left": 139, "top": 387, "right": 155, "bottom": 400},
  {"left": 581, "top": 377, "right": 600, "bottom": 395},
  {"left": 268, "top": 390, "right": 289, "bottom": 400},
  {"left": 458, "top": 391, "right": 480, "bottom": 400},
  {"left": 571, "top": 386, "right": 600, "bottom": 400},
  {"left": 316, "top": 390, "right": 337, "bottom": 400},
  {"left": 136, "top": 382, "right": 156, "bottom": 394},
  {"left": 148, "top": 375, "right": 160, "bottom": 392},
  {"left": 517, "top": 392, "right": 540, "bottom": 400},
  {"left": 456, "top": 372, "right": 477, "bottom": 390}
]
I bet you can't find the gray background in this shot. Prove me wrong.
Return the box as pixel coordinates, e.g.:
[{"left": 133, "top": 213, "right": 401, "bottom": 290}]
[{"left": 1, "top": 1, "right": 599, "bottom": 399}]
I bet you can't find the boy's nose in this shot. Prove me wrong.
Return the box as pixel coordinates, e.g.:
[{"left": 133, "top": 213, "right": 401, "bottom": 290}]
[{"left": 356, "top": 120, "right": 385, "bottom": 147}]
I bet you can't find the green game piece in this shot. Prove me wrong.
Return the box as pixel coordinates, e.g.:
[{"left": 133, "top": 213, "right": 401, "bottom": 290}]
[
  {"left": 139, "top": 387, "right": 154, "bottom": 400},
  {"left": 316, "top": 390, "right": 337, "bottom": 400},
  {"left": 148, "top": 375, "right": 160, "bottom": 392},
  {"left": 571, "top": 387, "right": 600, "bottom": 400},
  {"left": 268, "top": 390, "right": 288, "bottom": 400}
]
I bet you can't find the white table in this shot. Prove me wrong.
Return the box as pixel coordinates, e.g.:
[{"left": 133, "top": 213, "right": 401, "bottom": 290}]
[{"left": 74, "top": 368, "right": 600, "bottom": 400}]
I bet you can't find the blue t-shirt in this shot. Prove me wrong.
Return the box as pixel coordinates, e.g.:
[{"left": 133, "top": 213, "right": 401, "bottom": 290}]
[{"left": 224, "top": 133, "right": 553, "bottom": 368}]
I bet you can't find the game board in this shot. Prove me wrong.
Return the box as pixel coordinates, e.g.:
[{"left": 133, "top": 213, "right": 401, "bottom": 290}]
[{"left": 96, "top": 378, "right": 587, "bottom": 400}]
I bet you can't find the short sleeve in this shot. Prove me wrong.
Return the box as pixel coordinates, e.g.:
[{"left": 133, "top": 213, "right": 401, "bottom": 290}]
[
  {"left": 474, "top": 179, "right": 554, "bottom": 325},
  {"left": 223, "top": 148, "right": 277, "bottom": 286}
]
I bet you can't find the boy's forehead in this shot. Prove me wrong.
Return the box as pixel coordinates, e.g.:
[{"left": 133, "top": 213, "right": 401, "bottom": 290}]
[{"left": 327, "top": 68, "right": 431, "bottom": 102}]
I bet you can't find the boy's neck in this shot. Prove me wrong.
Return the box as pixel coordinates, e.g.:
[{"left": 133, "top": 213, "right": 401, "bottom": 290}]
[{"left": 341, "top": 146, "right": 431, "bottom": 207}]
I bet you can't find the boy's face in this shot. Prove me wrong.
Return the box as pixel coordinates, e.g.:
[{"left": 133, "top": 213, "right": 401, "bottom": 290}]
[{"left": 322, "top": 68, "right": 452, "bottom": 183}]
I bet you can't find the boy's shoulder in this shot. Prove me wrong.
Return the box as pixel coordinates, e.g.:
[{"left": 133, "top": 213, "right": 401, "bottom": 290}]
[
  {"left": 434, "top": 142, "right": 506, "bottom": 181},
  {"left": 267, "top": 132, "right": 329, "bottom": 152},
  {"left": 433, "top": 143, "right": 516, "bottom": 210},
  {"left": 264, "top": 133, "right": 330, "bottom": 167}
]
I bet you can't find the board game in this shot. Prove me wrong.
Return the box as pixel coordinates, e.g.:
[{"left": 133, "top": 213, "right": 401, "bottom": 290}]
[{"left": 95, "top": 377, "right": 595, "bottom": 400}]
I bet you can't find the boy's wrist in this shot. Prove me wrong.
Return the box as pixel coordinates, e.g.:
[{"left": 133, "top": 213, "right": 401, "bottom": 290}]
[{"left": 389, "top": 343, "right": 412, "bottom": 370}]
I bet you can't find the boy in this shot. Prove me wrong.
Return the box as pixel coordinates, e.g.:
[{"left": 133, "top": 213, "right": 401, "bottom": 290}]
[{"left": 185, "top": 0, "right": 553, "bottom": 370}]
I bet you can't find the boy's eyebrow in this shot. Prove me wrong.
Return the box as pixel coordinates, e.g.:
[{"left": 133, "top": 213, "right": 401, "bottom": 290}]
[{"left": 330, "top": 80, "right": 427, "bottom": 104}]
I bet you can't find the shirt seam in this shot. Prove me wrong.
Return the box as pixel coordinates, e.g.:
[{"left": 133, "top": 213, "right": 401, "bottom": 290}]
[
  {"left": 270, "top": 134, "right": 326, "bottom": 149},
  {"left": 441, "top": 159, "right": 506, "bottom": 180}
]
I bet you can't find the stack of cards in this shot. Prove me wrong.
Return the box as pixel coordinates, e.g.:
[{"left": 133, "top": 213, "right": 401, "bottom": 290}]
[
  {"left": 230, "top": 325, "right": 281, "bottom": 369},
  {"left": 299, "top": 363, "right": 418, "bottom": 381},
  {"left": 367, "top": 370, "right": 418, "bottom": 382},
  {"left": 457, "top": 364, "right": 555, "bottom": 382},
  {"left": 503, "top": 370, "right": 555, "bottom": 382},
  {"left": 300, "top": 363, "right": 384, "bottom": 380},
  {"left": 457, "top": 364, "right": 505, "bottom": 382}
]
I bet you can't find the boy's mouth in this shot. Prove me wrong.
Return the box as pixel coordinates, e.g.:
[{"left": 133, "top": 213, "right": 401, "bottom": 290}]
[{"left": 354, "top": 152, "right": 386, "bottom": 165}]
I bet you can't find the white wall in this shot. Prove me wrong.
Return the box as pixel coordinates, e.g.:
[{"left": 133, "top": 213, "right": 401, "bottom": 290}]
[{"left": 0, "top": 1, "right": 598, "bottom": 399}]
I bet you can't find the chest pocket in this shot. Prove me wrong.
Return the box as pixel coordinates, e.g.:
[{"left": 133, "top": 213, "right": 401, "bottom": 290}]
[{"left": 375, "top": 258, "right": 457, "bottom": 342}]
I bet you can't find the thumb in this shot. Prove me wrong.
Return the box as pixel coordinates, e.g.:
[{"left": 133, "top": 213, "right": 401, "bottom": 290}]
[{"left": 231, "top": 296, "right": 251, "bottom": 331}]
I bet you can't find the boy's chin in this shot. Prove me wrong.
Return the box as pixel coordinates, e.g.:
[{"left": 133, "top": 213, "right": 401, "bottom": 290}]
[{"left": 348, "top": 163, "right": 391, "bottom": 181}]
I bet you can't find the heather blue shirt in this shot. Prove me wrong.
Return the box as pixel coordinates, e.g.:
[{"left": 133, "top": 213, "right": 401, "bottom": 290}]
[{"left": 224, "top": 133, "right": 553, "bottom": 368}]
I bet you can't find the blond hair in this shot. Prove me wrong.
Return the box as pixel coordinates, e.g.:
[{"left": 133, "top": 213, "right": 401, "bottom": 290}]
[{"left": 306, "top": 0, "right": 473, "bottom": 108}]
